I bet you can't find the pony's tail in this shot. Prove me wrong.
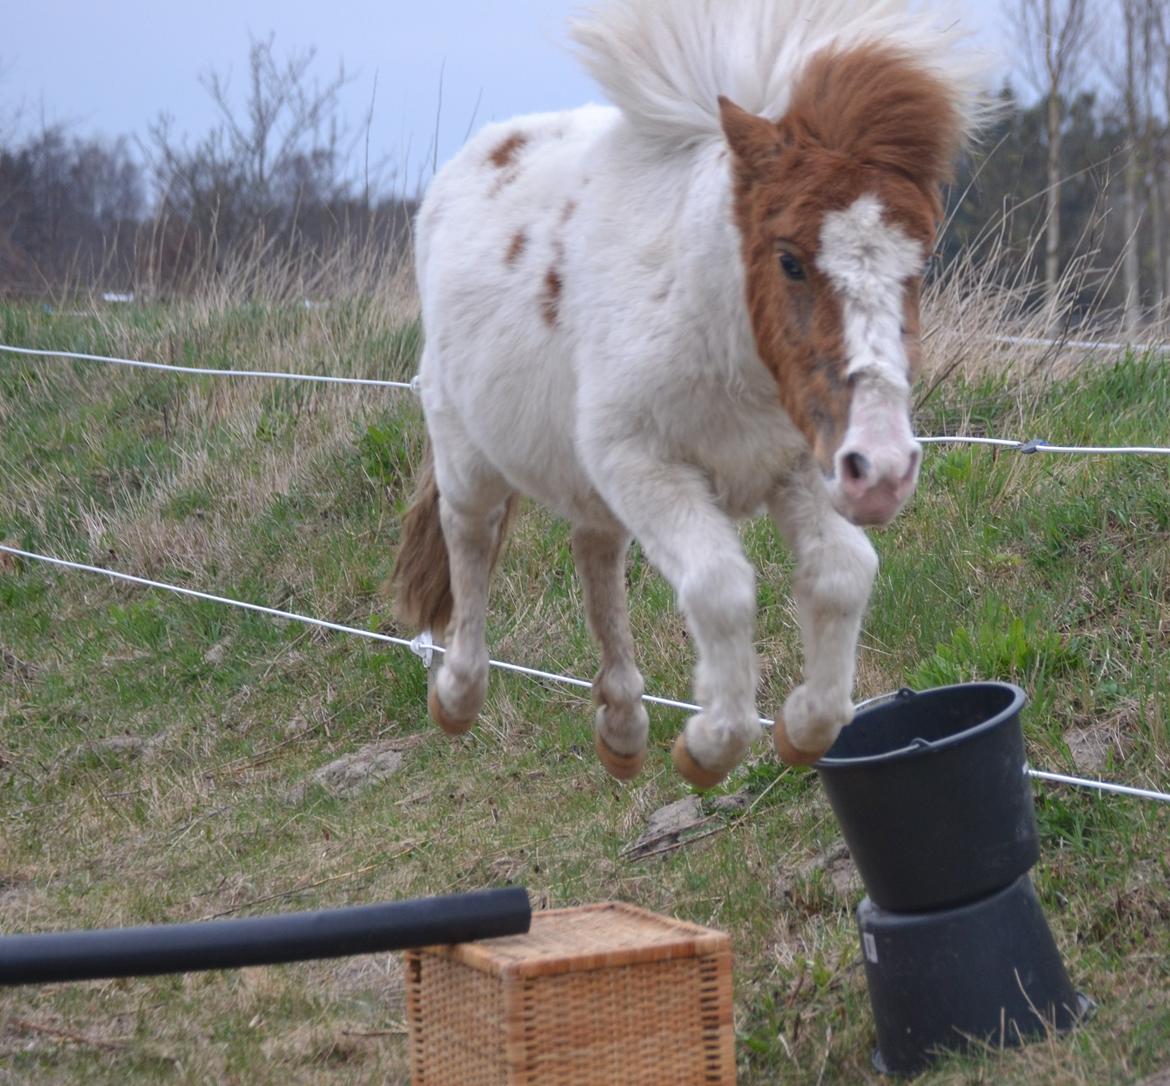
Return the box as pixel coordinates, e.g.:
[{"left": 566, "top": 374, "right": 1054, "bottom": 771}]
[
  {"left": 392, "top": 444, "right": 453, "bottom": 636},
  {"left": 391, "top": 444, "right": 518, "bottom": 638}
]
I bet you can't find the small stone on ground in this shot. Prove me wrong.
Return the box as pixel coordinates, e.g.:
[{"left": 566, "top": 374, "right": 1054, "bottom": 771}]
[
  {"left": 73, "top": 735, "right": 153, "bottom": 760},
  {"left": 285, "top": 740, "right": 409, "bottom": 803},
  {"left": 624, "top": 796, "right": 707, "bottom": 860},
  {"left": 623, "top": 790, "right": 753, "bottom": 860}
]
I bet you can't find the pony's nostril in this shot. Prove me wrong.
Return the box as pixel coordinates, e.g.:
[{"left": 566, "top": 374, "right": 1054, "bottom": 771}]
[{"left": 842, "top": 451, "right": 871, "bottom": 484}]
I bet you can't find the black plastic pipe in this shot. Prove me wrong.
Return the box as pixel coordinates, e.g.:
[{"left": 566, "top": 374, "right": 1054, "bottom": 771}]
[{"left": 0, "top": 887, "right": 531, "bottom": 986}]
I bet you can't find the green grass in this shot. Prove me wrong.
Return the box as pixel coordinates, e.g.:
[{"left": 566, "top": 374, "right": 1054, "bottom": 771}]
[{"left": 1, "top": 297, "right": 1169, "bottom": 1084}]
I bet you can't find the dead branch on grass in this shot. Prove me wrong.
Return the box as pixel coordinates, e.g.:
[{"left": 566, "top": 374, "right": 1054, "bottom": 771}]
[{"left": 199, "top": 845, "right": 416, "bottom": 920}]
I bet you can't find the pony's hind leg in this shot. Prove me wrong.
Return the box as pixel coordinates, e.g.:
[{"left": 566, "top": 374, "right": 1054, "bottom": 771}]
[
  {"left": 428, "top": 449, "right": 515, "bottom": 736},
  {"left": 572, "top": 526, "right": 649, "bottom": 780}
]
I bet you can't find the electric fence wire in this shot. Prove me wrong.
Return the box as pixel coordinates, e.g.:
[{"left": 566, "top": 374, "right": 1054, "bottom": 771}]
[
  {"left": 3, "top": 543, "right": 1168, "bottom": 806},
  {"left": 0, "top": 343, "right": 417, "bottom": 392},
  {"left": 4, "top": 341, "right": 1170, "bottom": 456},
  {"left": 3, "top": 338, "right": 1170, "bottom": 802}
]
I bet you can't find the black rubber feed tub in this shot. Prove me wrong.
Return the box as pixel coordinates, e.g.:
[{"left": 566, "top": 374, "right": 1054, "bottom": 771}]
[
  {"left": 816, "top": 683, "right": 1039, "bottom": 913},
  {"left": 858, "top": 874, "right": 1091, "bottom": 1076}
]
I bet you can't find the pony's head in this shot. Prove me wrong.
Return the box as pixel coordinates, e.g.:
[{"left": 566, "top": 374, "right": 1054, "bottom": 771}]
[{"left": 722, "top": 46, "right": 964, "bottom": 526}]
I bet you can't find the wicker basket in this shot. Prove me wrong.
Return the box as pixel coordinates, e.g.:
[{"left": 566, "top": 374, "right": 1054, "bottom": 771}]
[{"left": 405, "top": 901, "right": 736, "bottom": 1085}]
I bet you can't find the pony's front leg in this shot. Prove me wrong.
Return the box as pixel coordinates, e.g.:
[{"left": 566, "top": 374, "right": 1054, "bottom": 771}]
[
  {"left": 589, "top": 451, "right": 762, "bottom": 788},
  {"left": 767, "top": 478, "right": 878, "bottom": 764},
  {"left": 572, "top": 525, "right": 649, "bottom": 780}
]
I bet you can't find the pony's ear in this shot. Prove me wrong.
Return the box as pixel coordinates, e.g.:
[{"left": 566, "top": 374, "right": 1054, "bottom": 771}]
[{"left": 719, "top": 96, "right": 783, "bottom": 178}]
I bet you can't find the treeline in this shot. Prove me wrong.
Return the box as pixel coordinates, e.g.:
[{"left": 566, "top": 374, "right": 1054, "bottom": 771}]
[
  {"left": 0, "top": 129, "right": 143, "bottom": 291},
  {"left": 0, "top": 37, "right": 415, "bottom": 298},
  {"left": 947, "top": 0, "right": 1170, "bottom": 333},
  {"left": 946, "top": 84, "right": 1144, "bottom": 324}
]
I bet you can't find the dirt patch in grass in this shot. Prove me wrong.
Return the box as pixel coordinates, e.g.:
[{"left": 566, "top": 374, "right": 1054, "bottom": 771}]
[
  {"left": 1062, "top": 698, "right": 1142, "bottom": 774},
  {"left": 776, "top": 843, "right": 860, "bottom": 903}
]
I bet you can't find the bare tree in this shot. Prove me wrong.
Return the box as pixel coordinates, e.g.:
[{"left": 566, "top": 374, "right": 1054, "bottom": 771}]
[
  {"left": 1118, "top": 0, "right": 1147, "bottom": 336},
  {"left": 1150, "top": 0, "right": 1170, "bottom": 316},
  {"left": 1008, "top": 0, "right": 1094, "bottom": 324},
  {"left": 1138, "top": 0, "right": 1162, "bottom": 311},
  {"left": 142, "top": 34, "right": 361, "bottom": 265}
]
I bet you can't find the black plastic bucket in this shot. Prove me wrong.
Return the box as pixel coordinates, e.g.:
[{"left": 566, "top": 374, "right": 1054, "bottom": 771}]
[
  {"left": 858, "top": 875, "right": 1091, "bottom": 1076},
  {"left": 816, "top": 683, "right": 1038, "bottom": 913}
]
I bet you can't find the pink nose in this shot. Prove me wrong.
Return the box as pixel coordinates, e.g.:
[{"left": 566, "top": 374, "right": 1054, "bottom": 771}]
[{"left": 835, "top": 446, "right": 921, "bottom": 526}]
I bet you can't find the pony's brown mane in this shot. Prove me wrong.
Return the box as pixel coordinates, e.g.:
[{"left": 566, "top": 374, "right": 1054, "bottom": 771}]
[{"left": 784, "top": 45, "right": 963, "bottom": 188}]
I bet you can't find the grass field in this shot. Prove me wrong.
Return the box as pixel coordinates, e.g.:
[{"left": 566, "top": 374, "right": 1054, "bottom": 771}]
[{"left": 1, "top": 282, "right": 1168, "bottom": 1085}]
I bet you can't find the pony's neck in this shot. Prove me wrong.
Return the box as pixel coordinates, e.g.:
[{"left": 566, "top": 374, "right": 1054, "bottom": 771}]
[
  {"left": 675, "top": 140, "right": 772, "bottom": 396},
  {"left": 596, "top": 121, "right": 771, "bottom": 397}
]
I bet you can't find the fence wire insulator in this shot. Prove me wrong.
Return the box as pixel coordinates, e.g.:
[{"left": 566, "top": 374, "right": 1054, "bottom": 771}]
[{"left": 411, "top": 631, "right": 437, "bottom": 668}]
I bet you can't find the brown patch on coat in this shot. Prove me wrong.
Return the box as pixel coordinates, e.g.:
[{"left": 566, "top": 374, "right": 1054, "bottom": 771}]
[
  {"left": 541, "top": 266, "right": 564, "bottom": 327},
  {"left": 505, "top": 231, "right": 528, "bottom": 267},
  {"left": 533, "top": 204, "right": 577, "bottom": 323},
  {"left": 719, "top": 45, "right": 960, "bottom": 471},
  {"left": 488, "top": 132, "right": 529, "bottom": 170}
]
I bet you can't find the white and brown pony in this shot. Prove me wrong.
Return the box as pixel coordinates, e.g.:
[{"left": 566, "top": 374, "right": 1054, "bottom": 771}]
[{"left": 394, "top": 0, "right": 987, "bottom": 787}]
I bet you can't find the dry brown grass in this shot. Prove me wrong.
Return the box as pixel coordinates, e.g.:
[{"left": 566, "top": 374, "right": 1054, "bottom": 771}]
[{"left": 919, "top": 199, "right": 1168, "bottom": 400}]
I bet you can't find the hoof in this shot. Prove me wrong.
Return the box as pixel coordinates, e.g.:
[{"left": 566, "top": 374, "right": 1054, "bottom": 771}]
[
  {"left": 595, "top": 732, "right": 646, "bottom": 781},
  {"left": 671, "top": 734, "right": 729, "bottom": 790},
  {"left": 772, "top": 717, "right": 830, "bottom": 767},
  {"left": 428, "top": 685, "right": 476, "bottom": 737}
]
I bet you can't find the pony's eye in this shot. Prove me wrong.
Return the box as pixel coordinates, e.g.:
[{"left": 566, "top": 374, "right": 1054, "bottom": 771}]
[{"left": 779, "top": 252, "right": 806, "bottom": 281}]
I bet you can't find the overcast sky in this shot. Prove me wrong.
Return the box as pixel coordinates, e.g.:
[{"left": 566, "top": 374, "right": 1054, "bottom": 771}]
[{"left": 7, "top": 2, "right": 1007, "bottom": 195}]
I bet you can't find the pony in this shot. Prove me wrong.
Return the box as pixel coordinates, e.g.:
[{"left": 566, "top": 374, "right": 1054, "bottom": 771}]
[{"left": 394, "top": 0, "right": 988, "bottom": 788}]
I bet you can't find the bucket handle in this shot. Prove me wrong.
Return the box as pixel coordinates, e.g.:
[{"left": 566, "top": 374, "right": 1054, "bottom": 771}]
[
  {"left": 894, "top": 689, "right": 935, "bottom": 752},
  {"left": 854, "top": 687, "right": 918, "bottom": 714},
  {"left": 852, "top": 688, "right": 935, "bottom": 754}
]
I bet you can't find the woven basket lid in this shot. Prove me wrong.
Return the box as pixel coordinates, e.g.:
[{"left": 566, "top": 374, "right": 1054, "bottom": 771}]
[{"left": 421, "top": 902, "right": 730, "bottom": 980}]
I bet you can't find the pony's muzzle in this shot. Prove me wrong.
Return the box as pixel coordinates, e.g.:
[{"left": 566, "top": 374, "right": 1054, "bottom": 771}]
[{"left": 832, "top": 443, "right": 920, "bottom": 526}]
